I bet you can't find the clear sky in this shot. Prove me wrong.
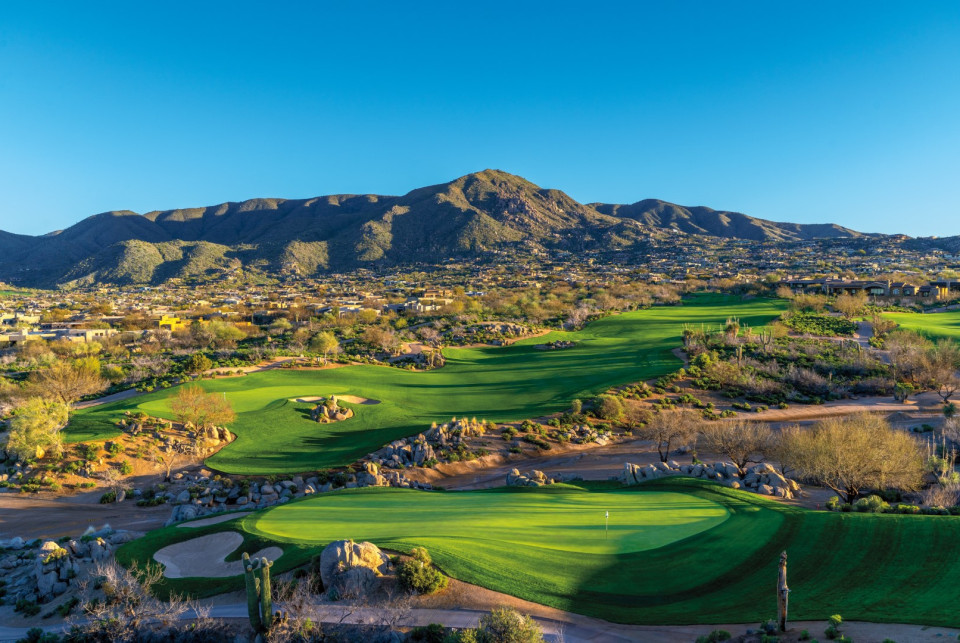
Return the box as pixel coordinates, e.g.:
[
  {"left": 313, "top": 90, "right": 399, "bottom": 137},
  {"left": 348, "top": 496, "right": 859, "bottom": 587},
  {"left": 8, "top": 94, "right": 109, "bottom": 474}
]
[{"left": 1, "top": 1, "right": 958, "bottom": 237}]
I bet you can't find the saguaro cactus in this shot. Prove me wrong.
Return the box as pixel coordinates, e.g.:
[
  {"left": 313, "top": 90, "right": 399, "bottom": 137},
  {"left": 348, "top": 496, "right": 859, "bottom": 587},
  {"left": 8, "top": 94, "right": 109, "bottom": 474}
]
[{"left": 242, "top": 552, "right": 275, "bottom": 633}]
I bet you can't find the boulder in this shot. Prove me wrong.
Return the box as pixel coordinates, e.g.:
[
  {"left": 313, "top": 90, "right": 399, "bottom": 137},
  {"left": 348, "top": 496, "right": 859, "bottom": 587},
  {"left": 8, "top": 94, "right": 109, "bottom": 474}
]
[
  {"left": 319, "top": 540, "right": 390, "bottom": 596},
  {"left": 328, "top": 565, "right": 379, "bottom": 600},
  {"left": 751, "top": 463, "right": 777, "bottom": 476},
  {"left": 39, "top": 541, "right": 60, "bottom": 554},
  {"left": 758, "top": 484, "right": 775, "bottom": 496}
]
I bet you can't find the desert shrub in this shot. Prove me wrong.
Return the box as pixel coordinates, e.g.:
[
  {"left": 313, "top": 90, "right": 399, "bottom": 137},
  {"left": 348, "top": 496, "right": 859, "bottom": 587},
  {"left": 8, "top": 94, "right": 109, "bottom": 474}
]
[
  {"left": 76, "top": 443, "right": 100, "bottom": 461},
  {"left": 476, "top": 607, "right": 545, "bottom": 643},
  {"left": 15, "top": 627, "right": 59, "bottom": 643},
  {"left": 594, "top": 395, "right": 624, "bottom": 421},
  {"left": 397, "top": 547, "right": 448, "bottom": 595},
  {"left": 15, "top": 598, "right": 41, "bottom": 616},
  {"left": 853, "top": 495, "right": 889, "bottom": 513},
  {"left": 782, "top": 312, "right": 857, "bottom": 337},
  {"left": 522, "top": 435, "right": 551, "bottom": 450},
  {"left": 785, "top": 365, "right": 831, "bottom": 396},
  {"left": 99, "top": 491, "right": 117, "bottom": 504},
  {"left": 408, "top": 623, "right": 447, "bottom": 643},
  {"left": 825, "top": 614, "right": 843, "bottom": 640}
]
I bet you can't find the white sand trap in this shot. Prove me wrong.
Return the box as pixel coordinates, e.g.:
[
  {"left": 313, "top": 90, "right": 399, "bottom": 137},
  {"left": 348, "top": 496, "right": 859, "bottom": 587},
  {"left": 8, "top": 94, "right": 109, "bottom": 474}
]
[
  {"left": 154, "top": 532, "right": 283, "bottom": 579},
  {"left": 338, "top": 395, "right": 380, "bottom": 405},
  {"left": 176, "top": 511, "right": 252, "bottom": 529},
  {"left": 289, "top": 395, "right": 380, "bottom": 405}
]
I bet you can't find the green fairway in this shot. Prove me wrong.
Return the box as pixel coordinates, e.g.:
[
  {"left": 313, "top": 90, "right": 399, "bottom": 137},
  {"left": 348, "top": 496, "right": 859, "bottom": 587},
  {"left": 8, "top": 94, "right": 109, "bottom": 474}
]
[
  {"left": 121, "top": 479, "right": 960, "bottom": 626},
  {"left": 885, "top": 309, "right": 960, "bottom": 341},
  {"left": 67, "top": 294, "right": 785, "bottom": 473}
]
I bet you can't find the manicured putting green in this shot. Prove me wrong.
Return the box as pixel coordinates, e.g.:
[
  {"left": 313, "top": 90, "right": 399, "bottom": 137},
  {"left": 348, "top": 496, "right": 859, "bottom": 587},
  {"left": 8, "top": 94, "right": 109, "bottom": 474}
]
[
  {"left": 249, "top": 486, "right": 730, "bottom": 555},
  {"left": 68, "top": 294, "right": 785, "bottom": 473},
  {"left": 123, "top": 479, "right": 960, "bottom": 626},
  {"left": 884, "top": 310, "right": 960, "bottom": 341}
]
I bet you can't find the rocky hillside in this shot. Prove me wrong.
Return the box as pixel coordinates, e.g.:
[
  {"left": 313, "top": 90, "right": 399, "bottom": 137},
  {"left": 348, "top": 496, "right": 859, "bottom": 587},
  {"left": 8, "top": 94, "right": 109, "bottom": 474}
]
[
  {"left": 0, "top": 170, "right": 870, "bottom": 287},
  {"left": 591, "top": 199, "right": 861, "bottom": 242}
]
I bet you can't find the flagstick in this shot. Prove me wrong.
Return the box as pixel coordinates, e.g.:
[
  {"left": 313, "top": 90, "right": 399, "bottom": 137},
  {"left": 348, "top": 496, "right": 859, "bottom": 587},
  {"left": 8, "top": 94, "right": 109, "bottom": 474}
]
[{"left": 605, "top": 510, "right": 609, "bottom": 540}]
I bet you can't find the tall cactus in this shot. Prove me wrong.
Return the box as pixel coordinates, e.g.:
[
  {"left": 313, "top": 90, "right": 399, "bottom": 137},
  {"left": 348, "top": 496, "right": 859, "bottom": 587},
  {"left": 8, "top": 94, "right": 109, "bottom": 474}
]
[{"left": 242, "top": 552, "right": 275, "bottom": 633}]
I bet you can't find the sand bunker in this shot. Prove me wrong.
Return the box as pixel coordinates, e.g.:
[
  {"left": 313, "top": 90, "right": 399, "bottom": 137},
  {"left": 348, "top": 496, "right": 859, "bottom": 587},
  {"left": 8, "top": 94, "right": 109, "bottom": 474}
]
[
  {"left": 154, "top": 532, "right": 283, "bottom": 579},
  {"left": 290, "top": 395, "right": 380, "bottom": 405},
  {"left": 176, "top": 512, "right": 251, "bottom": 529}
]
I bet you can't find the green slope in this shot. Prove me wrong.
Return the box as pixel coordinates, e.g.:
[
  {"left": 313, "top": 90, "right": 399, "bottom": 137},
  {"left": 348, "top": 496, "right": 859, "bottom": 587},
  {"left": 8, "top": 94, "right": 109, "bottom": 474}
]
[
  {"left": 120, "top": 479, "right": 960, "bottom": 626},
  {"left": 66, "top": 295, "right": 785, "bottom": 473},
  {"left": 884, "top": 310, "right": 960, "bottom": 341}
]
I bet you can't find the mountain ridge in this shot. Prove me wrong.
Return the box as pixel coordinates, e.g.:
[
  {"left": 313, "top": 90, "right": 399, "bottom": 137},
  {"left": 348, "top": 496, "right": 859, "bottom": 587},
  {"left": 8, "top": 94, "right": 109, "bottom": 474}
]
[{"left": 0, "top": 169, "right": 876, "bottom": 287}]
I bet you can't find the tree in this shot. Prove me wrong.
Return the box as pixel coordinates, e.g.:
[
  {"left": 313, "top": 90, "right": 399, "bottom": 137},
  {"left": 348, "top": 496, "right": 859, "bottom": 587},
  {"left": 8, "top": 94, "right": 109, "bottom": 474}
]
[
  {"left": 28, "top": 360, "right": 107, "bottom": 404},
  {"left": 207, "top": 321, "right": 246, "bottom": 349},
  {"left": 155, "top": 449, "right": 185, "bottom": 483},
  {"left": 7, "top": 397, "right": 70, "bottom": 460},
  {"left": 170, "top": 385, "right": 235, "bottom": 430},
  {"left": 268, "top": 317, "right": 293, "bottom": 335},
  {"left": 363, "top": 325, "right": 400, "bottom": 354},
  {"left": 594, "top": 395, "right": 624, "bottom": 421},
  {"left": 699, "top": 419, "right": 773, "bottom": 474},
  {"left": 476, "top": 607, "right": 545, "bottom": 643},
  {"left": 566, "top": 304, "right": 592, "bottom": 329},
  {"left": 310, "top": 330, "right": 340, "bottom": 364},
  {"left": 887, "top": 330, "right": 933, "bottom": 384},
  {"left": 636, "top": 408, "right": 700, "bottom": 463},
  {"left": 833, "top": 292, "right": 868, "bottom": 318},
  {"left": 928, "top": 339, "right": 960, "bottom": 403},
  {"left": 780, "top": 413, "right": 924, "bottom": 503},
  {"left": 184, "top": 353, "right": 213, "bottom": 376},
  {"left": 870, "top": 313, "right": 897, "bottom": 338}
]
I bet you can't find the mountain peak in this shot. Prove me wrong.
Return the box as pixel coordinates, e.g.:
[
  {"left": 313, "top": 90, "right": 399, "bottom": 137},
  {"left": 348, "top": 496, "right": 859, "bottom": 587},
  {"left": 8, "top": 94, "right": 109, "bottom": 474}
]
[{"left": 0, "top": 171, "right": 873, "bottom": 287}]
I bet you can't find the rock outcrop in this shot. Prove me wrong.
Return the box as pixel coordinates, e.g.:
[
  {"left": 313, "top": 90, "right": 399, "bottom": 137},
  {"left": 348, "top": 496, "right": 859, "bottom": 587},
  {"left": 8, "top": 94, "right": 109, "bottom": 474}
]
[
  {"left": 310, "top": 395, "right": 354, "bottom": 423},
  {"left": 319, "top": 539, "right": 391, "bottom": 599},
  {"left": 164, "top": 466, "right": 432, "bottom": 526},
  {"left": 618, "top": 461, "right": 801, "bottom": 499},
  {"left": 0, "top": 527, "right": 136, "bottom": 605},
  {"left": 369, "top": 417, "right": 487, "bottom": 468},
  {"left": 506, "top": 469, "right": 582, "bottom": 487}
]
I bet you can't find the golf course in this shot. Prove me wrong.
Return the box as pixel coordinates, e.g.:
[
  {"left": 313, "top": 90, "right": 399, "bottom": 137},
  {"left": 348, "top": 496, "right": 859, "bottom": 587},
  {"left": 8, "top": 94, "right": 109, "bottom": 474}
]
[
  {"left": 122, "top": 478, "right": 960, "bottom": 626},
  {"left": 66, "top": 294, "right": 785, "bottom": 474},
  {"left": 884, "top": 309, "right": 960, "bottom": 341}
]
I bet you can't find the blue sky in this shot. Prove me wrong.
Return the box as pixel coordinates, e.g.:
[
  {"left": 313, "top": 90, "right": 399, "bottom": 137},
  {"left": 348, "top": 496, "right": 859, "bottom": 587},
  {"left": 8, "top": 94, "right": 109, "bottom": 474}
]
[{"left": 1, "top": 1, "right": 958, "bottom": 236}]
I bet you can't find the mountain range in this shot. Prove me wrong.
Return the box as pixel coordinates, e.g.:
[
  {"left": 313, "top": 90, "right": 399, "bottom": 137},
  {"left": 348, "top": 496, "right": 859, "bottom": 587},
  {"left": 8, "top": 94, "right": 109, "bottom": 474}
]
[{"left": 0, "top": 170, "right": 871, "bottom": 287}]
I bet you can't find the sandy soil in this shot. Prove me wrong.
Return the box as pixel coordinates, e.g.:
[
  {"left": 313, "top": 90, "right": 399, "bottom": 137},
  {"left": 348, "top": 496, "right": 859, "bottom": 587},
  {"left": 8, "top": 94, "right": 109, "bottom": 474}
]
[
  {"left": 289, "top": 395, "right": 380, "bottom": 405},
  {"left": 153, "top": 532, "right": 283, "bottom": 579},
  {"left": 0, "top": 492, "right": 169, "bottom": 540}
]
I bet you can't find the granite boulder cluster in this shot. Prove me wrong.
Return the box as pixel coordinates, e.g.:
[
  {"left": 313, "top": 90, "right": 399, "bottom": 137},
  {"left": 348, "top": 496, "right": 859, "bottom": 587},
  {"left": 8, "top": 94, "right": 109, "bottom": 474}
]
[
  {"left": 310, "top": 395, "right": 354, "bottom": 423},
  {"left": 619, "top": 461, "right": 802, "bottom": 499},
  {"left": 506, "top": 469, "right": 582, "bottom": 487},
  {"left": 165, "top": 464, "right": 433, "bottom": 525},
  {"left": 368, "top": 417, "right": 487, "bottom": 468},
  {"left": 0, "top": 526, "right": 136, "bottom": 606}
]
